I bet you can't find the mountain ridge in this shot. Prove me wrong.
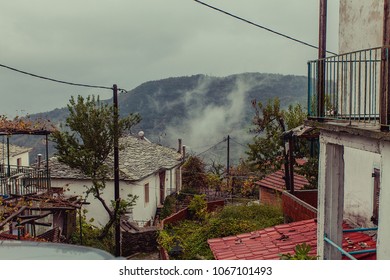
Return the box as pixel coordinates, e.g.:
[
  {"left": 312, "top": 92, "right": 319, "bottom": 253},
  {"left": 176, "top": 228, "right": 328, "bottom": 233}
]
[{"left": 10, "top": 72, "right": 308, "bottom": 165}]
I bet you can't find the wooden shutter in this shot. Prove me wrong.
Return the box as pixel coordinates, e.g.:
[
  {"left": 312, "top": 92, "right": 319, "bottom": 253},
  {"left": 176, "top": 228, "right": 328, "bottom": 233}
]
[{"left": 371, "top": 168, "right": 380, "bottom": 225}]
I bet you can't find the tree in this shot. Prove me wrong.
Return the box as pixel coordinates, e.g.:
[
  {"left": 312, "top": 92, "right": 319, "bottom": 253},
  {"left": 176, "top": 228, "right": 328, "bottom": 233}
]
[
  {"left": 246, "top": 97, "right": 311, "bottom": 176},
  {"left": 181, "top": 156, "right": 208, "bottom": 194},
  {"left": 51, "top": 95, "right": 141, "bottom": 239}
]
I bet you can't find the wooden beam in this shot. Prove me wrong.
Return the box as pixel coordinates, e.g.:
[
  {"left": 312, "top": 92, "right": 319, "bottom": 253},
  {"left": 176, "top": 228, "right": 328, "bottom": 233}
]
[
  {"left": 19, "top": 212, "right": 51, "bottom": 220},
  {"left": 28, "top": 206, "right": 76, "bottom": 211},
  {"left": 29, "top": 221, "right": 52, "bottom": 227},
  {"left": 0, "top": 206, "right": 27, "bottom": 229}
]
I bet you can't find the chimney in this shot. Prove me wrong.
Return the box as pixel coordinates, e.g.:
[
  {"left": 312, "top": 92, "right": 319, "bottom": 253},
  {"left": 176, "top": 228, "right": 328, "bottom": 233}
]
[
  {"left": 182, "top": 145, "right": 186, "bottom": 161},
  {"left": 138, "top": 131, "right": 145, "bottom": 140},
  {"left": 177, "top": 138, "right": 182, "bottom": 153},
  {"left": 37, "top": 154, "right": 43, "bottom": 169}
]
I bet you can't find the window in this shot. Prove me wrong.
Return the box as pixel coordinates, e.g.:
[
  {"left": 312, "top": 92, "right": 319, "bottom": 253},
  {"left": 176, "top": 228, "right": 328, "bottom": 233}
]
[
  {"left": 144, "top": 183, "right": 150, "bottom": 204},
  {"left": 16, "top": 158, "right": 22, "bottom": 167}
]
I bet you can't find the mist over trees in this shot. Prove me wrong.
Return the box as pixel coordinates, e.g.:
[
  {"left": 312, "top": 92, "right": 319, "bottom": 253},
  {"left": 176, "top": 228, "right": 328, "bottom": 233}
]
[{"left": 11, "top": 73, "right": 308, "bottom": 167}]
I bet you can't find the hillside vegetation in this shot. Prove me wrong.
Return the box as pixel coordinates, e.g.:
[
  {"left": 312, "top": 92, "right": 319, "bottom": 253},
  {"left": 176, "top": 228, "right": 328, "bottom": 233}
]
[{"left": 10, "top": 73, "right": 307, "bottom": 162}]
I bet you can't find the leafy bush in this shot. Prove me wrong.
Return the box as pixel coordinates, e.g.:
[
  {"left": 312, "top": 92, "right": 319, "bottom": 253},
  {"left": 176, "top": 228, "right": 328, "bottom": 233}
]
[
  {"left": 187, "top": 194, "right": 207, "bottom": 221},
  {"left": 160, "top": 195, "right": 177, "bottom": 219},
  {"left": 158, "top": 203, "right": 283, "bottom": 260},
  {"left": 280, "top": 243, "right": 317, "bottom": 260},
  {"left": 68, "top": 209, "right": 114, "bottom": 254}
]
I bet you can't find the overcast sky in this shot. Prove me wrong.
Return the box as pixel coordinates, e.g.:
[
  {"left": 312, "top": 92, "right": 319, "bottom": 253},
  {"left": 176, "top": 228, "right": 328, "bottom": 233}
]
[{"left": 0, "top": 0, "right": 339, "bottom": 117}]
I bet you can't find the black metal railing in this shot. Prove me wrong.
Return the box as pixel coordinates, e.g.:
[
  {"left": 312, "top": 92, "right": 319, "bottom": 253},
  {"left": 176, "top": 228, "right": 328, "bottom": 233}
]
[
  {"left": 308, "top": 47, "right": 388, "bottom": 126},
  {"left": 0, "top": 166, "right": 50, "bottom": 196}
]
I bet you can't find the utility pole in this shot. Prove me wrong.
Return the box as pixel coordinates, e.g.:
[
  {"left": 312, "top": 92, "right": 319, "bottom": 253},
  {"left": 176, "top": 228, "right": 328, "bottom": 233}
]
[
  {"left": 6, "top": 136, "right": 10, "bottom": 177},
  {"left": 113, "top": 84, "right": 121, "bottom": 257},
  {"left": 380, "top": 0, "right": 390, "bottom": 131},
  {"left": 226, "top": 135, "right": 231, "bottom": 202},
  {"left": 317, "top": 0, "right": 327, "bottom": 119}
]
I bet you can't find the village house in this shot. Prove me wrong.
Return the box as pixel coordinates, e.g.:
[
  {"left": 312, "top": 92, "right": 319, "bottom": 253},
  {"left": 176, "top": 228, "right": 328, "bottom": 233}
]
[
  {"left": 0, "top": 142, "right": 50, "bottom": 198},
  {"left": 307, "top": 0, "right": 390, "bottom": 259},
  {"left": 0, "top": 142, "right": 30, "bottom": 169},
  {"left": 0, "top": 117, "right": 53, "bottom": 197},
  {"left": 49, "top": 133, "right": 183, "bottom": 227},
  {"left": 0, "top": 125, "right": 80, "bottom": 244},
  {"left": 1, "top": 142, "right": 31, "bottom": 195}
]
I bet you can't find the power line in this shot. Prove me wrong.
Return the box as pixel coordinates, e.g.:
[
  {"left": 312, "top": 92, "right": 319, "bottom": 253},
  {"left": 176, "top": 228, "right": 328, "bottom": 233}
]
[
  {"left": 193, "top": 0, "right": 337, "bottom": 56},
  {"left": 196, "top": 138, "right": 227, "bottom": 157},
  {"left": 230, "top": 137, "right": 248, "bottom": 149},
  {"left": 0, "top": 62, "right": 125, "bottom": 91}
]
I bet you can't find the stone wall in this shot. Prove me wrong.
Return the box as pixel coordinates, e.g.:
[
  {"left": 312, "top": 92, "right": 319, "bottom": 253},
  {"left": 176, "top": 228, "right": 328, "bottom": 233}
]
[{"left": 121, "top": 225, "right": 159, "bottom": 257}]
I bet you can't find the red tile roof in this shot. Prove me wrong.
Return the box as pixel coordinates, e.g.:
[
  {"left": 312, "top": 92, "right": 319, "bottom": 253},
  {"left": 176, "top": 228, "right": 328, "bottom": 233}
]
[
  {"left": 208, "top": 219, "right": 376, "bottom": 260},
  {"left": 0, "top": 233, "right": 42, "bottom": 241},
  {"left": 255, "top": 169, "right": 309, "bottom": 191}
]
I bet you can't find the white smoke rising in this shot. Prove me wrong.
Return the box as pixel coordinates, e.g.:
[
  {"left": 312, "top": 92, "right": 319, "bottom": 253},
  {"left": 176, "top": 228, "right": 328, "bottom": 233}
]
[{"left": 165, "top": 76, "right": 255, "bottom": 166}]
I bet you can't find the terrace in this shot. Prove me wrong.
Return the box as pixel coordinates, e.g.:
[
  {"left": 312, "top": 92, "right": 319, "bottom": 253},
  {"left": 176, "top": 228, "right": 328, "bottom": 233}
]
[
  {"left": 307, "top": 46, "right": 390, "bottom": 132},
  {"left": 0, "top": 116, "right": 55, "bottom": 197},
  {"left": 0, "top": 164, "right": 50, "bottom": 197}
]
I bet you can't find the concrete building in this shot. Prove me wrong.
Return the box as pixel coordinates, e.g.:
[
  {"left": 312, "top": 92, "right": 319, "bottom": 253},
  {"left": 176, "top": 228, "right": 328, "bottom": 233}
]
[
  {"left": 308, "top": 0, "right": 390, "bottom": 259},
  {"left": 49, "top": 134, "right": 183, "bottom": 227}
]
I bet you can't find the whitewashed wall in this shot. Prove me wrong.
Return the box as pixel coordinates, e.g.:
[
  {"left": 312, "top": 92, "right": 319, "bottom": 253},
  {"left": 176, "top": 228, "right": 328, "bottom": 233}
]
[
  {"left": 343, "top": 147, "right": 380, "bottom": 227},
  {"left": 339, "top": 0, "right": 384, "bottom": 53},
  {"left": 50, "top": 167, "right": 181, "bottom": 227},
  {"left": 4, "top": 151, "right": 30, "bottom": 166},
  {"left": 378, "top": 141, "right": 390, "bottom": 259},
  {"left": 318, "top": 130, "right": 390, "bottom": 259}
]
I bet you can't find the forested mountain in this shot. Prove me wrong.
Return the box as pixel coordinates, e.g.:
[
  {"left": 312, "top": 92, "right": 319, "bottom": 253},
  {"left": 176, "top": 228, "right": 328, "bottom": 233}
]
[{"left": 10, "top": 73, "right": 308, "bottom": 165}]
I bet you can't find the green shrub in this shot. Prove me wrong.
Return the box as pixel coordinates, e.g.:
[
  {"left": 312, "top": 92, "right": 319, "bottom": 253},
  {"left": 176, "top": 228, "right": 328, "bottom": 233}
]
[
  {"left": 158, "top": 203, "right": 284, "bottom": 260},
  {"left": 160, "top": 195, "right": 177, "bottom": 219},
  {"left": 188, "top": 194, "right": 207, "bottom": 221},
  {"left": 280, "top": 243, "right": 317, "bottom": 260},
  {"left": 68, "top": 209, "right": 114, "bottom": 254}
]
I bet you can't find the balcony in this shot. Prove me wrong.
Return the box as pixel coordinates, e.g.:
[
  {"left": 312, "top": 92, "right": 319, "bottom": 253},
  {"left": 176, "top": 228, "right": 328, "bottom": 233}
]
[
  {"left": 308, "top": 47, "right": 390, "bottom": 131},
  {"left": 0, "top": 165, "right": 50, "bottom": 197}
]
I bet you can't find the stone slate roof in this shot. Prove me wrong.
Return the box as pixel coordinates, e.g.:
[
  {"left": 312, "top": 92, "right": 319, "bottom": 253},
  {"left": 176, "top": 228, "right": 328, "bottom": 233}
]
[
  {"left": 49, "top": 135, "right": 182, "bottom": 182},
  {"left": 0, "top": 144, "right": 31, "bottom": 159}
]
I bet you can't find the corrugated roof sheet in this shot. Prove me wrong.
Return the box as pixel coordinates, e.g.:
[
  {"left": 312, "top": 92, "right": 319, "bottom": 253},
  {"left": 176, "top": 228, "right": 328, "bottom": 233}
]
[
  {"left": 49, "top": 135, "right": 182, "bottom": 181},
  {"left": 208, "top": 219, "right": 376, "bottom": 260}
]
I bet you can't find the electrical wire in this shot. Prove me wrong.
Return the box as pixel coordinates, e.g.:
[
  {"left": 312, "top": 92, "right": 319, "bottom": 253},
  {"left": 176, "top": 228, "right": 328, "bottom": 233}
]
[
  {"left": 0, "top": 62, "right": 126, "bottom": 91},
  {"left": 193, "top": 0, "right": 338, "bottom": 56},
  {"left": 230, "top": 137, "right": 248, "bottom": 149},
  {"left": 196, "top": 138, "right": 227, "bottom": 157}
]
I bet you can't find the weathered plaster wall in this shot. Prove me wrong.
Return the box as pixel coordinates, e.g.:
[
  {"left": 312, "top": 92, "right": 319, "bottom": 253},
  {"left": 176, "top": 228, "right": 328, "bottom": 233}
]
[
  {"left": 318, "top": 129, "right": 390, "bottom": 259},
  {"left": 4, "top": 151, "right": 30, "bottom": 166},
  {"left": 378, "top": 141, "right": 390, "bottom": 259},
  {"left": 339, "top": 0, "right": 384, "bottom": 53},
  {"left": 343, "top": 147, "right": 380, "bottom": 227},
  {"left": 318, "top": 132, "right": 380, "bottom": 228},
  {"left": 51, "top": 167, "right": 181, "bottom": 227}
]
